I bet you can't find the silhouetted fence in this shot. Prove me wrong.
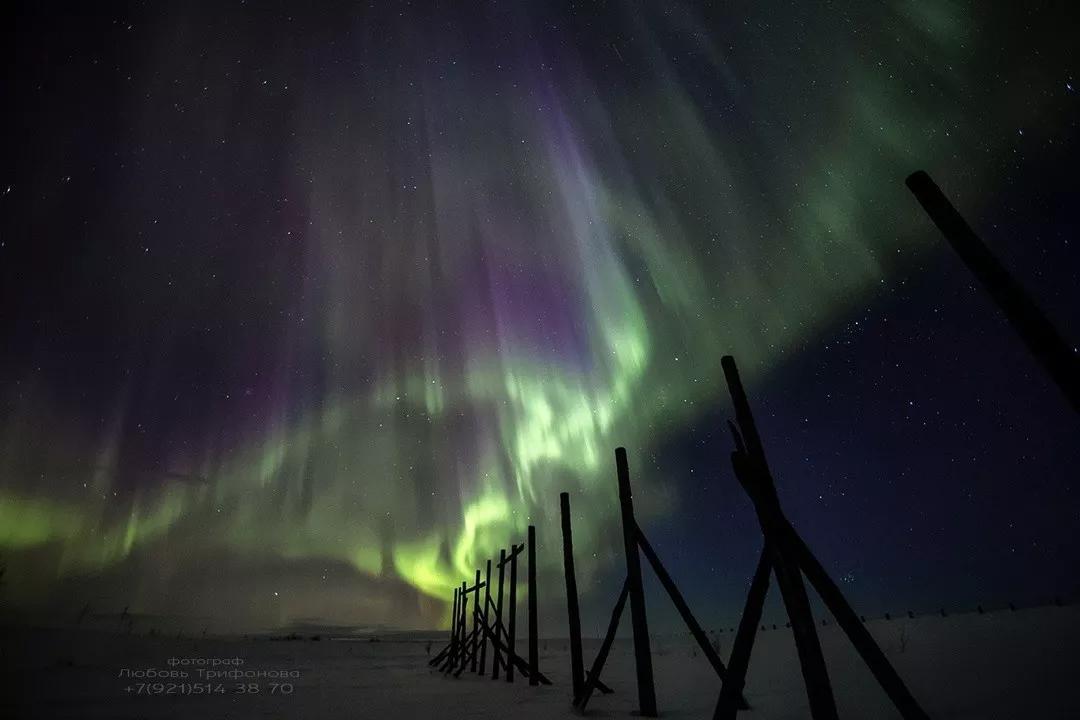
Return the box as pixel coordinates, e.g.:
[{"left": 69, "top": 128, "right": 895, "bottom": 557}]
[
  {"left": 548, "top": 357, "right": 930, "bottom": 719},
  {"left": 712, "top": 355, "right": 929, "bottom": 720},
  {"left": 560, "top": 448, "right": 748, "bottom": 716},
  {"left": 427, "top": 526, "right": 551, "bottom": 687},
  {"left": 422, "top": 171, "right": 1079, "bottom": 716}
]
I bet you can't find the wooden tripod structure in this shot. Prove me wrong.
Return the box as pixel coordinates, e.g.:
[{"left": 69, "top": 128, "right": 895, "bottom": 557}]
[
  {"left": 569, "top": 449, "right": 749, "bottom": 716},
  {"left": 427, "top": 527, "right": 551, "bottom": 687},
  {"left": 713, "top": 355, "right": 930, "bottom": 720}
]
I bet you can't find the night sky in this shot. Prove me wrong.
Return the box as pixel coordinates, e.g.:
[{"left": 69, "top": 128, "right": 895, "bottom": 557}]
[{"left": 2, "top": 1, "right": 1078, "bottom": 633}]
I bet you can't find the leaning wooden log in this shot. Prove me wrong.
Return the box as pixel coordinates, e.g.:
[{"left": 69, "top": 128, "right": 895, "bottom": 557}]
[
  {"left": 575, "top": 578, "right": 629, "bottom": 711},
  {"left": 906, "top": 170, "right": 1080, "bottom": 413},
  {"left": 460, "top": 580, "right": 469, "bottom": 663},
  {"left": 560, "top": 492, "right": 586, "bottom": 701},
  {"left": 486, "top": 543, "right": 523, "bottom": 680},
  {"left": 476, "top": 613, "right": 553, "bottom": 685},
  {"left": 589, "top": 672, "right": 614, "bottom": 695},
  {"left": 452, "top": 580, "right": 470, "bottom": 671},
  {"left": 471, "top": 568, "right": 482, "bottom": 673},
  {"left": 437, "top": 643, "right": 456, "bottom": 673},
  {"left": 636, "top": 528, "right": 748, "bottom": 710},
  {"left": 449, "top": 586, "right": 459, "bottom": 647},
  {"left": 437, "top": 584, "right": 463, "bottom": 672},
  {"left": 714, "top": 544, "right": 772, "bottom": 719},
  {"left": 428, "top": 642, "right": 451, "bottom": 667},
  {"left": 481, "top": 598, "right": 563, "bottom": 689},
  {"left": 615, "top": 447, "right": 658, "bottom": 717}
]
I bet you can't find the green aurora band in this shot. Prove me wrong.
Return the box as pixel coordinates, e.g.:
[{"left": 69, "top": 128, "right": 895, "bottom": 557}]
[{"left": 0, "top": 1, "right": 1068, "bottom": 628}]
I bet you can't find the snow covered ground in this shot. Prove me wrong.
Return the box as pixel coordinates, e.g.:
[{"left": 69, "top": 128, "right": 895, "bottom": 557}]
[{"left": 4, "top": 604, "right": 1079, "bottom": 719}]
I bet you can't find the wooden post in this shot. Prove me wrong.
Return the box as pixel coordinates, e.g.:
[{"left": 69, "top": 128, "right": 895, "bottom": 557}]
[
  {"left": 906, "top": 170, "right": 1080, "bottom": 413},
  {"left": 471, "top": 569, "right": 481, "bottom": 672},
  {"left": 560, "top": 492, "right": 586, "bottom": 701},
  {"left": 715, "top": 546, "right": 771, "bottom": 719},
  {"left": 637, "top": 529, "right": 738, "bottom": 684},
  {"left": 528, "top": 525, "right": 540, "bottom": 686},
  {"left": 492, "top": 548, "right": 506, "bottom": 680},
  {"left": 507, "top": 544, "right": 519, "bottom": 683},
  {"left": 454, "top": 624, "right": 482, "bottom": 677},
  {"left": 479, "top": 558, "right": 492, "bottom": 675},
  {"left": 615, "top": 447, "right": 657, "bottom": 717},
  {"left": 445, "top": 580, "right": 468, "bottom": 673},
  {"left": 721, "top": 357, "right": 838, "bottom": 720},
  {"left": 430, "top": 586, "right": 460, "bottom": 667},
  {"left": 450, "top": 586, "right": 459, "bottom": 645}
]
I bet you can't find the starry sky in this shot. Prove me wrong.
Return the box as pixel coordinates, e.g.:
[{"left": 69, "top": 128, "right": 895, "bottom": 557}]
[{"left": 1, "top": 1, "right": 1078, "bottom": 633}]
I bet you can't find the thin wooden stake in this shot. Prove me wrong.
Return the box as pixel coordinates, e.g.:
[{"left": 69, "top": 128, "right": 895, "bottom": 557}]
[
  {"left": 528, "top": 525, "right": 540, "bottom": 686},
  {"left": 560, "top": 492, "right": 586, "bottom": 701},
  {"left": 786, "top": 523, "right": 930, "bottom": 720},
  {"left": 471, "top": 568, "right": 481, "bottom": 673},
  {"left": 476, "top": 611, "right": 553, "bottom": 684},
  {"left": 615, "top": 447, "right": 658, "bottom": 717},
  {"left": 507, "top": 544, "right": 519, "bottom": 683},
  {"left": 479, "top": 559, "right": 492, "bottom": 675},
  {"left": 715, "top": 545, "right": 771, "bottom": 719},
  {"left": 636, "top": 528, "right": 749, "bottom": 709},
  {"left": 576, "top": 578, "right": 629, "bottom": 711},
  {"left": 491, "top": 548, "right": 506, "bottom": 680}
]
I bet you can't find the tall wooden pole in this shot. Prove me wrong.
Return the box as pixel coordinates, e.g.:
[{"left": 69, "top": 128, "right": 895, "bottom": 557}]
[
  {"left": 471, "top": 568, "right": 482, "bottom": 672},
  {"left": 492, "top": 548, "right": 506, "bottom": 680},
  {"left": 615, "top": 447, "right": 658, "bottom": 717},
  {"left": 722, "top": 357, "right": 838, "bottom": 720},
  {"left": 507, "top": 545, "right": 519, "bottom": 682},
  {"left": 429, "top": 586, "right": 460, "bottom": 667},
  {"left": 528, "top": 525, "right": 540, "bottom": 686},
  {"left": 560, "top": 492, "right": 586, "bottom": 701},
  {"left": 479, "top": 559, "right": 492, "bottom": 675},
  {"left": 450, "top": 586, "right": 459, "bottom": 646},
  {"left": 906, "top": 170, "right": 1080, "bottom": 413}
]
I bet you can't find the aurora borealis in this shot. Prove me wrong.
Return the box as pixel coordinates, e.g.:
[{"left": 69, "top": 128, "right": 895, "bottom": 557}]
[{"left": 2, "top": 1, "right": 1078, "bottom": 632}]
